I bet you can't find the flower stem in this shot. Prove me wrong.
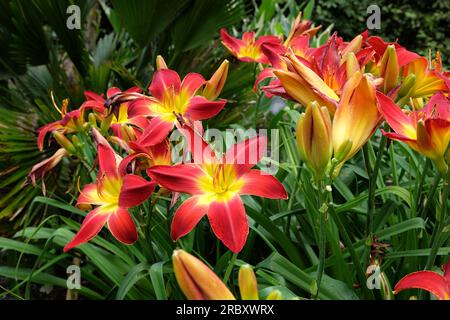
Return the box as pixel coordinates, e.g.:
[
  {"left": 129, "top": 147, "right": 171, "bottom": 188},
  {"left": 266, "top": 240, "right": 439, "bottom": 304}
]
[
  {"left": 424, "top": 168, "right": 449, "bottom": 269},
  {"left": 223, "top": 253, "right": 237, "bottom": 284},
  {"left": 419, "top": 168, "right": 449, "bottom": 299},
  {"left": 366, "top": 134, "right": 387, "bottom": 238},
  {"left": 314, "top": 178, "right": 332, "bottom": 298}
]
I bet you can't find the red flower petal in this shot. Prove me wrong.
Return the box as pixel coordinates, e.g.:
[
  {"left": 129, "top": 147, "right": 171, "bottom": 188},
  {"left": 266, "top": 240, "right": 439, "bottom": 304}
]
[
  {"left": 225, "top": 135, "right": 267, "bottom": 169},
  {"left": 147, "top": 164, "right": 205, "bottom": 195},
  {"left": 240, "top": 169, "right": 288, "bottom": 199},
  {"left": 185, "top": 96, "right": 227, "bottom": 121},
  {"left": 177, "top": 124, "right": 216, "bottom": 164},
  {"left": 181, "top": 73, "right": 205, "bottom": 97},
  {"left": 149, "top": 69, "right": 181, "bottom": 101},
  {"left": 77, "top": 183, "right": 101, "bottom": 206},
  {"left": 97, "top": 143, "right": 119, "bottom": 177},
  {"left": 119, "top": 174, "right": 155, "bottom": 208},
  {"left": 118, "top": 152, "right": 151, "bottom": 176},
  {"left": 107, "top": 207, "right": 138, "bottom": 245},
  {"left": 107, "top": 87, "right": 121, "bottom": 98},
  {"left": 394, "top": 270, "right": 449, "bottom": 300},
  {"left": 254, "top": 68, "right": 275, "bottom": 92},
  {"left": 63, "top": 208, "right": 108, "bottom": 252},
  {"left": 377, "top": 91, "right": 416, "bottom": 139},
  {"left": 37, "top": 122, "right": 61, "bottom": 151},
  {"left": 242, "top": 31, "right": 255, "bottom": 43},
  {"left": 171, "top": 196, "right": 209, "bottom": 240},
  {"left": 80, "top": 100, "right": 106, "bottom": 113},
  {"left": 207, "top": 196, "right": 249, "bottom": 253},
  {"left": 220, "top": 28, "right": 243, "bottom": 54},
  {"left": 381, "top": 130, "right": 416, "bottom": 143},
  {"left": 444, "top": 261, "right": 450, "bottom": 281},
  {"left": 84, "top": 90, "right": 105, "bottom": 102},
  {"left": 135, "top": 117, "right": 174, "bottom": 147},
  {"left": 127, "top": 97, "right": 160, "bottom": 119},
  {"left": 124, "top": 86, "right": 143, "bottom": 94}
]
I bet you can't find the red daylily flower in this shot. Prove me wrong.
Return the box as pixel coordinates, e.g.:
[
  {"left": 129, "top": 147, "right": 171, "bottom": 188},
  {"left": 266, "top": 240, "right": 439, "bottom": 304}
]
[
  {"left": 64, "top": 129, "right": 155, "bottom": 251},
  {"left": 220, "top": 28, "right": 284, "bottom": 64},
  {"left": 401, "top": 57, "right": 449, "bottom": 99},
  {"left": 284, "top": 11, "right": 321, "bottom": 47},
  {"left": 259, "top": 33, "right": 373, "bottom": 111},
  {"left": 82, "top": 86, "right": 143, "bottom": 113},
  {"left": 37, "top": 97, "right": 84, "bottom": 151},
  {"left": 394, "top": 260, "right": 450, "bottom": 300},
  {"left": 128, "top": 69, "right": 227, "bottom": 146},
  {"left": 148, "top": 128, "right": 288, "bottom": 253},
  {"left": 378, "top": 92, "right": 450, "bottom": 172}
]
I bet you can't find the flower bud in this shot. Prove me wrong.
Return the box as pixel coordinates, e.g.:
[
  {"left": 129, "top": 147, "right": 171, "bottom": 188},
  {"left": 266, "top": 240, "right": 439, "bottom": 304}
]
[
  {"left": 397, "top": 73, "right": 416, "bottom": 98},
  {"left": 380, "top": 45, "right": 399, "bottom": 93},
  {"left": 53, "top": 132, "right": 76, "bottom": 154},
  {"left": 238, "top": 264, "right": 259, "bottom": 300},
  {"left": 88, "top": 113, "right": 98, "bottom": 128},
  {"left": 379, "top": 272, "right": 394, "bottom": 300},
  {"left": 202, "top": 60, "right": 229, "bottom": 100},
  {"left": 172, "top": 249, "right": 235, "bottom": 300},
  {"left": 266, "top": 289, "right": 283, "bottom": 300},
  {"left": 296, "top": 101, "right": 332, "bottom": 179},
  {"left": 345, "top": 52, "right": 360, "bottom": 79},
  {"left": 156, "top": 55, "right": 168, "bottom": 70},
  {"left": 341, "top": 34, "right": 363, "bottom": 62}
]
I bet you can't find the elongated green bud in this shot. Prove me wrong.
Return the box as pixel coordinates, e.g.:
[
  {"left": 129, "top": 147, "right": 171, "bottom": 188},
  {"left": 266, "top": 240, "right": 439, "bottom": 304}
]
[{"left": 53, "top": 132, "right": 76, "bottom": 154}]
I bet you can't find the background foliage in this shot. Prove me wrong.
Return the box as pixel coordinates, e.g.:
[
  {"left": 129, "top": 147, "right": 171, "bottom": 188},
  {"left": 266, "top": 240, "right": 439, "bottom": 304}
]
[{"left": 314, "top": 0, "right": 450, "bottom": 67}]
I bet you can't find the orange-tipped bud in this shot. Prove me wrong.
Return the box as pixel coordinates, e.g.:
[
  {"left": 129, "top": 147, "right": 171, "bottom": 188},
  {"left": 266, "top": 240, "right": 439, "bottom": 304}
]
[
  {"left": 341, "top": 34, "right": 363, "bottom": 62},
  {"left": 156, "top": 55, "right": 168, "bottom": 70},
  {"left": 275, "top": 51, "right": 339, "bottom": 114},
  {"left": 172, "top": 249, "right": 235, "bottom": 300},
  {"left": 345, "top": 52, "right": 360, "bottom": 79},
  {"left": 296, "top": 101, "right": 332, "bottom": 179},
  {"left": 238, "top": 264, "right": 259, "bottom": 300},
  {"left": 380, "top": 45, "right": 399, "bottom": 93},
  {"left": 202, "top": 60, "right": 229, "bottom": 100},
  {"left": 332, "top": 72, "right": 380, "bottom": 171}
]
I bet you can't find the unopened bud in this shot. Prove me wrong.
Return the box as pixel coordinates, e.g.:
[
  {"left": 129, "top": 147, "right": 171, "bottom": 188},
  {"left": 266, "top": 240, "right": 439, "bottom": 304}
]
[
  {"left": 53, "top": 132, "right": 76, "bottom": 154},
  {"left": 202, "top": 60, "right": 229, "bottom": 100}
]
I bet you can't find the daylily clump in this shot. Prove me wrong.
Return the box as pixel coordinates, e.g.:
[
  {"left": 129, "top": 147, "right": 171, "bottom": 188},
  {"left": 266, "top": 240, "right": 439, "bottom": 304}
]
[{"left": 26, "top": 8, "right": 450, "bottom": 302}]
